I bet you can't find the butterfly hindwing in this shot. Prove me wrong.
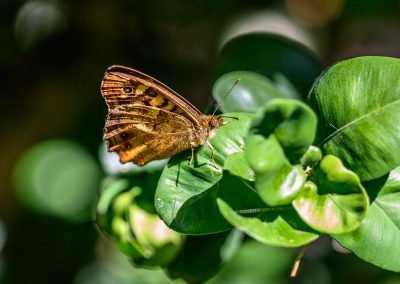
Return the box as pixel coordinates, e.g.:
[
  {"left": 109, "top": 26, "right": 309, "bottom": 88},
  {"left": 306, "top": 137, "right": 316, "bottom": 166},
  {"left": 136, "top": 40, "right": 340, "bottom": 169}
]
[{"left": 103, "top": 105, "right": 193, "bottom": 165}]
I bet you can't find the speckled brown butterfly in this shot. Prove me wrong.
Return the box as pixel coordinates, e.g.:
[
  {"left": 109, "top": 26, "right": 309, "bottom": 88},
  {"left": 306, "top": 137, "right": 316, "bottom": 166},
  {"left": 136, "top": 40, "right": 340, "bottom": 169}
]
[{"left": 101, "top": 65, "right": 232, "bottom": 166}]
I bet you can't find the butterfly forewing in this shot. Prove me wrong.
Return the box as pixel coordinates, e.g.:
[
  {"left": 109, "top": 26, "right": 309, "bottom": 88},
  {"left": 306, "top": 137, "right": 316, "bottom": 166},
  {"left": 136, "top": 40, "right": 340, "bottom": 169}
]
[{"left": 101, "top": 65, "right": 202, "bottom": 123}]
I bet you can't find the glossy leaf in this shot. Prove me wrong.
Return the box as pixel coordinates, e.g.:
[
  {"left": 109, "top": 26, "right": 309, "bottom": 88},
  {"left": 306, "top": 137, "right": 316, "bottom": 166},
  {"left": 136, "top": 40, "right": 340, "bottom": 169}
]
[
  {"left": 155, "top": 113, "right": 253, "bottom": 234},
  {"left": 245, "top": 134, "right": 285, "bottom": 174},
  {"left": 212, "top": 71, "right": 284, "bottom": 113},
  {"left": 293, "top": 155, "right": 369, "bottom": 234},
  {"left": 223, "top": 152, "right": 255, "bottom": 182},
  {"left": 245, "top": 135, "right": 305, "bottom": 206},
  {"left": 258, "top": 164, "right": 305, "bottom": 207},
  {"left": 333, "top": 166, "right": 400, "bottom": 272},
  {"left": 309, "top": 56, "right": 400, "bottom": 180},
  {"left": 217, "top": 197, "right": 318, "bottom": 247},
  {"left": 250, "top": 98, "right": 317, "bottom": 162},
  {"left": 216, "top": 171, "right": 318, "bottom": 247},
  {"left": 216, "top": 33, "right": 322, "bottom": 97}
]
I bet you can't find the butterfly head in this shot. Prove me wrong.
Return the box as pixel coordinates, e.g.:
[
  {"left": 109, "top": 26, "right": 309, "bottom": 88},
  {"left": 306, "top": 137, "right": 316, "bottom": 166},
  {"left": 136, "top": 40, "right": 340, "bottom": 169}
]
[{"left": 203, "top": 115, "right": 224, "bottom": 140}]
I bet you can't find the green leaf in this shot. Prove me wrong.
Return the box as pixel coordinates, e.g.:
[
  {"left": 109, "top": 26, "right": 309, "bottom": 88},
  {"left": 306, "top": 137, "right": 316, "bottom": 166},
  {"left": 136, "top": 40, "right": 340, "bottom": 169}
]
[
  {"left": 272, "top": 73, "right": 302, "bottom": 101},
  {"left": 110, "top": 187, "right": 151, "bottom": 258},
  {"left": 293, "top": 155, "right": 369, "bottom": 234},
  {"left": 245, "top": 135, "right": 305, "bottom": 206},
  {"left": 128, "top": 203, "right": 183, "bottom": 267},
  {"left": 217, "top": 197, "right": 318, "bottom": 248},
  {"left": 223, "top": 152, "right": 255, "bottom": 182},
  {"left": 245, "top": 134, "right": 285, "bottom": 174},
  {"left": 258, "top": 164, "right": 305, "bottom": 207},
  {"left": 208, "top": 240, "right": 295, "bottom": 284},
  {"left": 212, "top": 71, "right": 284, "bottom": 113},
  {"left": 244, "top": 99, "right": 316, "bottom": 206},
  {"left": 309, "top": 56, "right": 400, "bottom": 181},
  {"left": 97, "top": 178, "right": 132, "bottom": 234},
  {"left": 98, "top": 171, "right": 162, "bottom": 215},
  {"left": 216, "top": 33, "right": 322, "bottom": 97},
  {"left": 216, "top": 172, "right": 318, "bottom": 247},
  {"left": 155, "top": 113, "right": 253, "bottom": 234},
  {"left": 97, "top": 180, "right": 183, "bottom": 267},
  {"left": 251, "top": 98, "right": 317, "bottom": 162},
  {"left": 167, "top": 230, "right": 242, "bottom": 283},
  {"left": 300, "top": 145, "right": 323, "bottom": 168},
  {"left": 333, "top": 166, "right": 400, "bottom": 272}
]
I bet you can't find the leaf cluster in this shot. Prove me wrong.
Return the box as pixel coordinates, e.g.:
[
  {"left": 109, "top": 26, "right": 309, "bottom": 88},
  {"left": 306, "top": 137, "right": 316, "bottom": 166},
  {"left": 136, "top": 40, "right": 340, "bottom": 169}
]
[{"left": 97, "top": 34, "right": 400, "bottom": 280}]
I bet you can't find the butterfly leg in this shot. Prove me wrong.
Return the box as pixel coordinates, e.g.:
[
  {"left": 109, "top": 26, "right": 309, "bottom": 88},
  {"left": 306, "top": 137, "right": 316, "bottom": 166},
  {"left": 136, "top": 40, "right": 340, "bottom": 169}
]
[
  {"left": 205, "top": 140, "right": 217, "bottom": 167},
  {"left": 189, "top": 146, "right": 195, "bottom": 165}
]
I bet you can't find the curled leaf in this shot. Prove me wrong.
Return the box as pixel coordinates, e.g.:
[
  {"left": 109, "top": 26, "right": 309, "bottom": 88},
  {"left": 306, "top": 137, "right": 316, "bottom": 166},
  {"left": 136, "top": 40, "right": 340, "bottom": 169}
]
[
  {"left": 333, "top": 166, "right": 400, "bottom": 272},
  {"left": 245, "top": 135, "right": 305, "bottom": 206},
  {"left": 293, "top": 155, "right": 369, "bottom": 234},
  {"left": 212, "top": 71, "right": 284, "bottom": 113},
  {"left": 251, "top": 98, "right": 317, "bottom": 162}
]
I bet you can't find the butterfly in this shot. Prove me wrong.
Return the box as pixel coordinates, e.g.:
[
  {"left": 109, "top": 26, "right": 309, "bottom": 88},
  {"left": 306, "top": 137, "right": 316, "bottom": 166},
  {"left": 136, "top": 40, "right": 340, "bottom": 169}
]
[{"left": 101, "top": 65, "right": 225, "bottom": 166}]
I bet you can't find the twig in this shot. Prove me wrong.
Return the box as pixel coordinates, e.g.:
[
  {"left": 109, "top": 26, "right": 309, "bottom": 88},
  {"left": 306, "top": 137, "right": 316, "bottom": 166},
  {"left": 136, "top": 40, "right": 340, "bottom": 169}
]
[{"left": 290, "top": 244, "right": 310, "bottom": 278}]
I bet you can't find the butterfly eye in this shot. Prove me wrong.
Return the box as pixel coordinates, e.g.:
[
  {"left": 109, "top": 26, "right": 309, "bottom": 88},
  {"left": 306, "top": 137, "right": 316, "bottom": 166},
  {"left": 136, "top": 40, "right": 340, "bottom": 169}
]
[{"left": 123, "top": 86, "right": 133, "bottom": 94}]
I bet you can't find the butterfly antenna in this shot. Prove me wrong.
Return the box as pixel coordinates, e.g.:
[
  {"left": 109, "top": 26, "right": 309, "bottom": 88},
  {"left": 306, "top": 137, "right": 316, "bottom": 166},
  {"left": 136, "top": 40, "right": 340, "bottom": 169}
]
[{"left": 212, "top": 79, "right": 241, "bottom": 116}]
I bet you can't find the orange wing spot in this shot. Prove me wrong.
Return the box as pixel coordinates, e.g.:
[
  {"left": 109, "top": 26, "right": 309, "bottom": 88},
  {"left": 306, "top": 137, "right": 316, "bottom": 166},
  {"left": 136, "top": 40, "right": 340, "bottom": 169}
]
[
  {"left": 162, "top": 100, "right": 176, "bottom": 111},
  {"left": 135, "top": 84, "right": 149, "bottom": 95},
  {"left": 118, "top": 144, "right": 147, "bottom": 164},
  {"left": 149, "top": 94, "right": 165, "bottom": 107}
]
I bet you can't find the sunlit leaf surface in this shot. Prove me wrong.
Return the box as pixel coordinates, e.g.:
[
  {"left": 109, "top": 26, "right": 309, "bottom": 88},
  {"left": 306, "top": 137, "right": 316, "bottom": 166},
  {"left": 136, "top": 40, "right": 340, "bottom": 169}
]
[
  {"left": 309, "top": 56, "right": 400, "bottom": 180},
  {"left": 333, "top": 166, "right": 400, "bottom": 272}
]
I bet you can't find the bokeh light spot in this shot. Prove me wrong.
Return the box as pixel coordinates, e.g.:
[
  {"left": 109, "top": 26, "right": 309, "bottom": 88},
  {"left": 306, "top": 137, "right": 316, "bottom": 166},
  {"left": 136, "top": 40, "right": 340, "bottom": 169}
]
[
  {"left": 13, "top": 140, "right": 101, "bottom": 221},
  {"left": 286, "top": 0, "right": 344, "bottom": 27},
  {"left": 14, "top": 0, "right": 67, "bottom": 50}
]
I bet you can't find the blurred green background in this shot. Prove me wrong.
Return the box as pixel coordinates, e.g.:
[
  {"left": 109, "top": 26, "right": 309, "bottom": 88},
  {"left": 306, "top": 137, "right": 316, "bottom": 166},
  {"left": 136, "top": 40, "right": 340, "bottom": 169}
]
[{"left": 1, "top": 0, "right": 400, "bottom": 283}]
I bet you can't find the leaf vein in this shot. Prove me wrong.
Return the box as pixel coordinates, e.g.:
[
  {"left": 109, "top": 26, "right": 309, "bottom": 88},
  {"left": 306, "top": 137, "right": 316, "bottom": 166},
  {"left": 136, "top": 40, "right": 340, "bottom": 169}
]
[{"left": 321, "top": 99, "right": 400, "bottom": 146}]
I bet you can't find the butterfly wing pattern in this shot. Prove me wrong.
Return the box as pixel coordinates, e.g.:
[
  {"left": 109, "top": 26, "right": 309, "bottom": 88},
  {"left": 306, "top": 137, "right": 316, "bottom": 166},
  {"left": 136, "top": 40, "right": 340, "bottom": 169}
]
[{"left": 101, "top": 65, "right": 223, "bottom": 166}]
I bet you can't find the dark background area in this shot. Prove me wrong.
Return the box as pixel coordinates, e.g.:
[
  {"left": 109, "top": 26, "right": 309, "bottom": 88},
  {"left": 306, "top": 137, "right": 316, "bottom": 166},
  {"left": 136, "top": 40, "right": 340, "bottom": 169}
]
[{"left": 1, "top": 0, "right": 400, "bottom": 283}]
